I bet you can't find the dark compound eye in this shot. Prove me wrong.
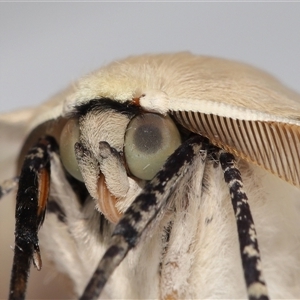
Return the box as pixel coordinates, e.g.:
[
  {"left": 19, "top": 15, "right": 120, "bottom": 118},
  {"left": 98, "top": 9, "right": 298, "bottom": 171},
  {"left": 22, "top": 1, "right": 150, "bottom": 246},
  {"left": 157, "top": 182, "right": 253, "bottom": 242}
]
[
  {"left": 124, "top": 113, "right": 181, "bottom": 180},
  {"left": 133, "top": 122, "right": 162, "bottom": 153}
]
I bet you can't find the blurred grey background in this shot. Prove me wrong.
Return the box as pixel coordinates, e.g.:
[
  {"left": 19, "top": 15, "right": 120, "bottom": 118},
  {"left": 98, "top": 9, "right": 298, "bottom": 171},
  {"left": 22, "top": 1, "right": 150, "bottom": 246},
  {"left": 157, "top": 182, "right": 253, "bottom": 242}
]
[
  {"left": 1, "top": 2, "right": 300, "bottom": 114},
  {"left": 0, "top": 2, "right": 300, "bottom": 299}
]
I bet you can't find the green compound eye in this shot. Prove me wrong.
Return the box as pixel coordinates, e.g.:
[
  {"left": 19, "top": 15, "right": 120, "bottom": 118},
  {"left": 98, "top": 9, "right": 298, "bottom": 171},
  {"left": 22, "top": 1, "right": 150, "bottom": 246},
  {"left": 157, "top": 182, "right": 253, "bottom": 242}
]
[
  {"left": 124, "top": 113, "right": 181, "bottom": 180},
  {"left": 60, "top": 118, "right": 83, "bottom": 182}
]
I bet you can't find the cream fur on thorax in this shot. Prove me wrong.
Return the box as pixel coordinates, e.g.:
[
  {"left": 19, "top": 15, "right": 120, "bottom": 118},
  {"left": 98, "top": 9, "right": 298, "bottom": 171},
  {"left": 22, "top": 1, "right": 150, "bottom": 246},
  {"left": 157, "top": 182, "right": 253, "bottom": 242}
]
[{"left": 66, "top": 53, "right": 300, "bottom": 120}]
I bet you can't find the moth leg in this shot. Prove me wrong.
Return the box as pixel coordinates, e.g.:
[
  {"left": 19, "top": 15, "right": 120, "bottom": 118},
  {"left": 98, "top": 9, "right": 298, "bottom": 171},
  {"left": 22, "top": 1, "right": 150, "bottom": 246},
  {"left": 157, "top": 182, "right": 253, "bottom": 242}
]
[
  {"left": 79, "top": 135, "right": 206, "bottom": 300},
  {"left": 0, "top": 177, "right": 18, "bottom": 200},
  {"left": 9, "top": 136, "right": 57, "bottom": 300},
  {"left": 219, "top": 152, "right": 269, "bottom": 300}
]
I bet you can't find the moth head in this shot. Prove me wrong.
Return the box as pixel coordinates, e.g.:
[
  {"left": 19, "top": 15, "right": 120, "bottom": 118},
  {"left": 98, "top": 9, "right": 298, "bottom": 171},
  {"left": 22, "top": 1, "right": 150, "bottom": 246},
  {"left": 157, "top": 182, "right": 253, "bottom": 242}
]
[{"left": 58, "top": 98, "right": 181, "bottom": 223}]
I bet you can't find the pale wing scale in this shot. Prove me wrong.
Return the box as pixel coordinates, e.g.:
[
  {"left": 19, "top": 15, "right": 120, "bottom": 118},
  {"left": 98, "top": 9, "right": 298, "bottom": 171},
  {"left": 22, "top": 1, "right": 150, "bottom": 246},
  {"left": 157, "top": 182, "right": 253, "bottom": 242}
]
[{"left": 172, "top": 111, "right": 300, "bottom": 186}]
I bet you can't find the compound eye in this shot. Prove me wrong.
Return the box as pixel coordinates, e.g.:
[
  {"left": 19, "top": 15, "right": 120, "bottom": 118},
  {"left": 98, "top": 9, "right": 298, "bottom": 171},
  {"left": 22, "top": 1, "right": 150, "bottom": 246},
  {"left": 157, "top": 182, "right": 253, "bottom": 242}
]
[
  {"left": 59, "top": 119, "right": 83, "bottom": 181},
  {"left": 124, "top": 113, "right": 181, "bottom": 180}
]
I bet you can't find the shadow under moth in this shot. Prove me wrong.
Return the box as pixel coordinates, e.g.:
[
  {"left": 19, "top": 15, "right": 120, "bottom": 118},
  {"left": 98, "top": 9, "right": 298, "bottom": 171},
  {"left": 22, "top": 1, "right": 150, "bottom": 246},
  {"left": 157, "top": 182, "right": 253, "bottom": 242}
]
[{"left": 0, "top": 53, "right": 300, "bottom": 299}]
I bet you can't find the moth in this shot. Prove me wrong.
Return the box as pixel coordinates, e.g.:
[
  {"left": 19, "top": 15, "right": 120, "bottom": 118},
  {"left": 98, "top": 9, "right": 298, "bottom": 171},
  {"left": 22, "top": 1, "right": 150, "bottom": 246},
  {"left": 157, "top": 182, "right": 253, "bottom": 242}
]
[{"left": 0, "top": 52, "right": 300, "bottom": 300}]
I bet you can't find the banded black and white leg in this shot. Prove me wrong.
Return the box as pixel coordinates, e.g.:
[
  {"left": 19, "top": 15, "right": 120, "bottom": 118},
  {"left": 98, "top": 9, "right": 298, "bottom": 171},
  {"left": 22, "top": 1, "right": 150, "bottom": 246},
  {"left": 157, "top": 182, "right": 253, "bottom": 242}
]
[
  {"left": 220, "top": 152, "right": 269, "bottom": 300},
  {"left": 9, "top": 136, "right": 57, "bottom": 300}
]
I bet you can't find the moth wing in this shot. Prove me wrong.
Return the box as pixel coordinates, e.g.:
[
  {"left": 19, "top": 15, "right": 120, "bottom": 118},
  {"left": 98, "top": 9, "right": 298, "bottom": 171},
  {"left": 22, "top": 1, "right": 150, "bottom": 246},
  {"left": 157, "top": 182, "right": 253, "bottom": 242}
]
[{"left": 0, "top": 108, "right": 38, "bottom": 180}]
